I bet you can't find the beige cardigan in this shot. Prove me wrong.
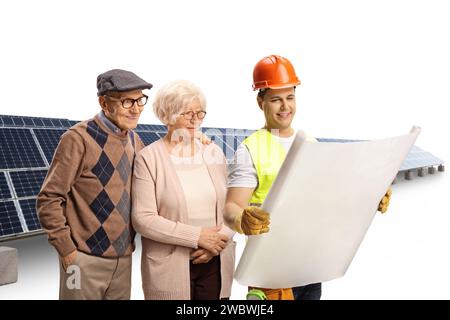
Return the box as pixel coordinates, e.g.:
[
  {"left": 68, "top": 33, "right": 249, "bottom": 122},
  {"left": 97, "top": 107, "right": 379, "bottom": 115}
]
[{"left": 132, "top": 139, "right": 236, "bottom": 300}]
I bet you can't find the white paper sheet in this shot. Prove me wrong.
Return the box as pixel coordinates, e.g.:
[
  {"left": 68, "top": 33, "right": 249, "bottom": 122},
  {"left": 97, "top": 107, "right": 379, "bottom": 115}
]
[{"left": 234, "top": 127, "right": 421, "bottom": 288}]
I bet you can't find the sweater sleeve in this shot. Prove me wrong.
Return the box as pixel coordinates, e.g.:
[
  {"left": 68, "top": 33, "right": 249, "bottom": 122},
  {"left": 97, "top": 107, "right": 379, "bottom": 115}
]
[
  {"left": 36, "top": 130, "right": 85, "bottom": 257},
  {"left": 131, "top": 150, "right": 201, "bottom": 249}
]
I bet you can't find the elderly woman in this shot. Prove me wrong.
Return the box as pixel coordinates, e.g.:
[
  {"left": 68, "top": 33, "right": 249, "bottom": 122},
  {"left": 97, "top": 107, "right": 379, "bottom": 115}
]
[{"left": 132, "top": 80, "right": 235, "bottom": 300}]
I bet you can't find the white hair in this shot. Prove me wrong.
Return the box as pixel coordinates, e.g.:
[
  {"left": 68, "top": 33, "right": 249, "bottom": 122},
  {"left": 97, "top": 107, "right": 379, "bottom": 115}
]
[{"left": 152, "top": 80, "right": 206, "bottom": 125}]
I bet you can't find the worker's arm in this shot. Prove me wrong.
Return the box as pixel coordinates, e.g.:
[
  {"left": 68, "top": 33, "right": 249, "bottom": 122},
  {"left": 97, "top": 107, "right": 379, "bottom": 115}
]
[
  {"left": 224, "top": 187, "right": 254, "bottom": 228},
  {"left": 224, "top": 187, "right": 270, "bottom": 235}
]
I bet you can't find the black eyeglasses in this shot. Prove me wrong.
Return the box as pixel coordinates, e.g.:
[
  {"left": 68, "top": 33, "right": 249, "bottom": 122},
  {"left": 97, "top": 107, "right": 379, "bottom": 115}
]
[
  {"left": 179, "top": 111, "right": 207, "bottom": 120},
  {"left": 106, "top": 95, "right": 148, "bottom": 109}
]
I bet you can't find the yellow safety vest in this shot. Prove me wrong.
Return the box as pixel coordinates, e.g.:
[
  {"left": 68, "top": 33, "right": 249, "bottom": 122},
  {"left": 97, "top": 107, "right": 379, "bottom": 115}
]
[
  {"left": 243, "top": 129, "right": 287, "bottom": 205},
  {"left": 243, "top": 129, "right": 317, "bottom": 205}
]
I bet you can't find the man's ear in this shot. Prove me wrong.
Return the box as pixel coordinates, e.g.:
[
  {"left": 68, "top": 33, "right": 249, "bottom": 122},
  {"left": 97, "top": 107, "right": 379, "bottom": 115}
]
[
  {"left": 99, "top": 96, "right": 107, "bottom": 111},
  {"left": 99, "top": 96, "right": 115, "bottom": 114},
  {"left": 257, "top": 96, "right": 264, "bottom": 111}
]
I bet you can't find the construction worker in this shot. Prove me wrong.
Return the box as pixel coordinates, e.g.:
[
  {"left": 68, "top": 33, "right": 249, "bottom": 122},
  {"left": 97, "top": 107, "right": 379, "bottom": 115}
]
[{"left": 224, "top": 54, "right": 392, "bottom": 300}]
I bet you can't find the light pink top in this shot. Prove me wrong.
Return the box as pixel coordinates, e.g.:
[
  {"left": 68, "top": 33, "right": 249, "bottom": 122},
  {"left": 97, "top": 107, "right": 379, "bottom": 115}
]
[{"left": 171, "top": 155, "right": 217, "bottom": 228}]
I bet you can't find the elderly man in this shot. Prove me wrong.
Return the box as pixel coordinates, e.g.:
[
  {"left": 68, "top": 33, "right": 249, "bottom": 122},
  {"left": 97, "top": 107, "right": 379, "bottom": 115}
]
[{"left": 37, "top": 69, "right": 152, "bottom": 299}]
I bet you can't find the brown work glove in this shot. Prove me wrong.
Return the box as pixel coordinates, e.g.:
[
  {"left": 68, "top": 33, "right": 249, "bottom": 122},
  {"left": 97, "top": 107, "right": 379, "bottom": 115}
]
[
  {"left": 378, "top": 188, "right": 392, "bottom": 213},
  {"left": 234, "top": 206, "right": 270, "bottom": 235}
]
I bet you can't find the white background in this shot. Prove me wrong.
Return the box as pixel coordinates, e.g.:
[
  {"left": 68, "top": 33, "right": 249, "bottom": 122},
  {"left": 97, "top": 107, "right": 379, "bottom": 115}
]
[{"left": 0, "top": 0, "right": 449, "bottom": 299}]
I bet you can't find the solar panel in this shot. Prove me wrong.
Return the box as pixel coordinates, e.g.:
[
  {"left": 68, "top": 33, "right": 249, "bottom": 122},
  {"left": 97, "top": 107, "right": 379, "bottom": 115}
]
[
  {"left": 136, "top": 124, "right": 167, "bottom": 133},
  {"left": 0, "top": 173, "right": 12, "bottom": 199},
  {"left": 60, "top": 119, "right": 72, "bottom": 128},
  {"left": 31, "top": 118, "right": 45, "bottom": 127},
  {"left": 202, "top": 128, "right": 243, "bottom": 160},
  {"left": 23, "top": 118, "right": 35, "bottom": 126},
  {"left": 0, "top": 128, "right": 46, "bottom": 169},
  {"left": 48, "top": 119, "right": 59, "bottom": 127},
  {"left": 136, "top": 131, "right": 161, "bottom": 146},
  {"left": 1, "top": 116, "right": 14, "bottom": 126},
  {"left": 399, "top": 145, "right": 444, "bottom": 171},
  {"left": 19, "top": 199, "right": 41, "bottom": 231},
  {"left": 209, "top": 135, "right": 225, "bottom": 154},
  {"left": 233, "top": 135, "right": 247, "bottom": 150},
  {"left": 210, "top": 134, "right": 235, "bottom": 160},
  {"left": 12, "top": 117, "right": 25, "bottom": 127},
  {"left": 136, "top": 124, "right": 151, "bottom": 131},
  {"left": 9, "top": 170, "right": 48, "bottom": 198},
  {"left": 42, "top": 119, "right": 53, "bottom": 127},
  {"left": 150, "top": 124, "right": 167, "bottom": 132},
  {"left": 33, "top": 129, "right": 66, "bottom": 163},
  {"left": 0, "top": 201, "right": 23, "bottom": 237},
  {"left": 203, "top": 127, "right": 227, "bottom": 135}
]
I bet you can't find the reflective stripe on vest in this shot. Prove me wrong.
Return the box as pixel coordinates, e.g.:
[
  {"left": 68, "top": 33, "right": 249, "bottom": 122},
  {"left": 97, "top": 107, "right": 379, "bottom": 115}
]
[{"left": 243, "top": 129, "right": 286, "bottom": 205}]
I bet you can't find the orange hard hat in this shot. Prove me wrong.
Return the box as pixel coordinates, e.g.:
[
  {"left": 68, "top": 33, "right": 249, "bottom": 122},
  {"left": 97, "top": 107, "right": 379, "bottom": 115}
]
[{"left": 252, "top": 55, "right": 301, "bottom": 90}]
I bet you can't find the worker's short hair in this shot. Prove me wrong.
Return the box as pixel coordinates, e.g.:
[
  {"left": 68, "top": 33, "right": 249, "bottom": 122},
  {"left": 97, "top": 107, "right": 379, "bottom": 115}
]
[{"left": 257, "top": 86, "right": 296, "bottom": 99}]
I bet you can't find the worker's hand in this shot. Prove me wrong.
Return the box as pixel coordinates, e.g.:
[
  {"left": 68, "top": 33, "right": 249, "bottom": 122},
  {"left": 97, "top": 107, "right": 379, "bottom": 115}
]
[
  {"left": 378, "top": 188, "right": 392, "bottom": 214},
  {"left": 190, "top": 248, "right": 215, "bottom": 264},
  {"left": 198, "top": 226, "right": 229, "bottom": 255},
  {"left": 194, "top": 131, "right": 212, "bottom": 145},
  {"left": 234, "top": 206, "right": 270, "bottom": 235},
  {"left": 60, "top": 250, "right": 77, "bottom": 272}
]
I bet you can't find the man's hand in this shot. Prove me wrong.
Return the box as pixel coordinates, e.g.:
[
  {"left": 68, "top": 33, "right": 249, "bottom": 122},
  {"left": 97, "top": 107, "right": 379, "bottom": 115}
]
[
  {"left": 194, "top": 131, "right": 212, "bottom": 145},
  {"left": 198, "top": 226, "right": 229, "bottom": 255},
  {"left": 234, "top": 206, "right": 270, "bottom": 235},
  {"left": 191, "top": 248, "right": 215, "bottom": 264},
  {"left": 378, "top": 188, "right": 392, "bottom": 214},
  {"left": 60, "top": 250, "right": 77, "bottom": 271}
]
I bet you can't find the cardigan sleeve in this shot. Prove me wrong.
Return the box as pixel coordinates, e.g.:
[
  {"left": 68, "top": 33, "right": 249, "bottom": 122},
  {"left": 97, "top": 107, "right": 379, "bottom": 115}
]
[{"left": 131, "top": 149, "right": 201, "bottom": 249}]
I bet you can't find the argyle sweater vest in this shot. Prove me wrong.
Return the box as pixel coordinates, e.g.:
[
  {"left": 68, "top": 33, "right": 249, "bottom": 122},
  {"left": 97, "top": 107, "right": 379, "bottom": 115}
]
[
  {"left": 38, "top": 115, "right": 143, "bottom": 258},
  {"left": 73, "top": 117, "right": 141, "bottom": 257}
]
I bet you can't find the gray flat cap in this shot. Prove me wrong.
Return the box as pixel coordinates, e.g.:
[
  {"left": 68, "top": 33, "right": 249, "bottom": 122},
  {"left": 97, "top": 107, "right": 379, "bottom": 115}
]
[{"left": 97, "top": 69, "right": 153, "bottom": 96}]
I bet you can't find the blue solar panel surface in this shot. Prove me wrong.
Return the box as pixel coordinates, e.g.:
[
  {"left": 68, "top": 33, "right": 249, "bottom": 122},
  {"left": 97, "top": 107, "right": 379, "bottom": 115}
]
[
  {"left": 136, "top": 131, "right": 161, "bottom": 146},
  {"left": 0, "top": 173, "right": 12, "bottom": 199},
  {"left": 10, "top": 170, "right": 48, "bottom": 198},
  {"left": 1, "top": 116, "right": 14, "bottom": 126},
  {"left": 0, "top": 115, "right": 73, "bottom": 128},
  {"left": 0, "top": 128, "right": 46, "bottom": 169},
  {"left": 0, "top": 201, "right": 23, "bottom": 236},
  {"left": 33, "top": 129, "right": 66, "bottom": 163},
  {"left": 19, "top": 198, "right": 42, "bottom": 231}
]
